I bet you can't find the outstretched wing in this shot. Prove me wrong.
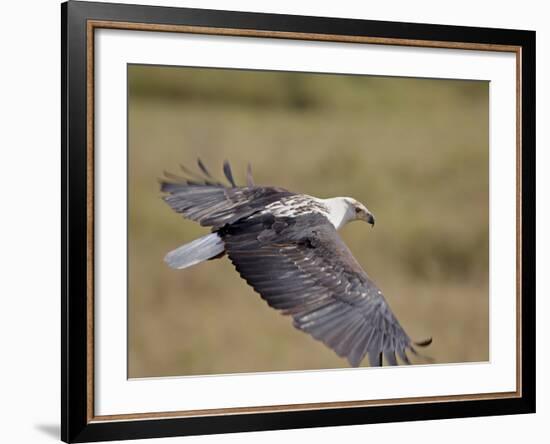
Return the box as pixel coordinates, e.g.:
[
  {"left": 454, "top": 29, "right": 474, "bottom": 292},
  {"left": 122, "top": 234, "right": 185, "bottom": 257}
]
[
  {"left": 160, "top": 159, "right": 293, "bottom": 229},
  {"left": 220, "top": 212, "right": 427, "bottom": 367}
]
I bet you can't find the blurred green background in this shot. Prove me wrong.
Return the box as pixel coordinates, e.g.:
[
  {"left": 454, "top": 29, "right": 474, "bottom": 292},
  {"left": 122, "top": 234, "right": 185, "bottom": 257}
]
[{"left": 127, "top": 64, "right": 489, "bottom": 378}]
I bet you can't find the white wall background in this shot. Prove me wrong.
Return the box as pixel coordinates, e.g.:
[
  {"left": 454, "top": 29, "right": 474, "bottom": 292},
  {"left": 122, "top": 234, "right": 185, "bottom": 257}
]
[{"left": 0, "top": 0, "right": 546, "bottom": 443}]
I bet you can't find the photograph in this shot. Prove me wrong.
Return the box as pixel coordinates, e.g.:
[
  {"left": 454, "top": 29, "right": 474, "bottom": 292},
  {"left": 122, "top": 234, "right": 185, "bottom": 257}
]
[
  {"left": 127, "top": 64, "right": 490, "bottom": 378},
  {"left": 1, "top": 0, "right": 543, "bottom": 440},
  {"left": 59, "top": 2, "right": 536, "bottom": 441}
]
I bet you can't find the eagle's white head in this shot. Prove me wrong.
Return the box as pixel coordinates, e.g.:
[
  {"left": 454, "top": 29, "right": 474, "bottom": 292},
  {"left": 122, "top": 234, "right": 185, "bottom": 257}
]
[{"left": 321, "top": 197, "right": 375, "bottom": 230}]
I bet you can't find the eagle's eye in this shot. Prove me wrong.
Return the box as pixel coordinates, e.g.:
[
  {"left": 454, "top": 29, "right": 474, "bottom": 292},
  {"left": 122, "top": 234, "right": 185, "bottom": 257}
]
[{"left": 355, "top": 207, "right": 362, "bottom": 214}]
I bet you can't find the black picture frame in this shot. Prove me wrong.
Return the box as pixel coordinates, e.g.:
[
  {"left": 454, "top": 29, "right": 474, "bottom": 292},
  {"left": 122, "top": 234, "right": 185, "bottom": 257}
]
[{"left": 61, "top": 1, "right": 536, "bottom": 442}]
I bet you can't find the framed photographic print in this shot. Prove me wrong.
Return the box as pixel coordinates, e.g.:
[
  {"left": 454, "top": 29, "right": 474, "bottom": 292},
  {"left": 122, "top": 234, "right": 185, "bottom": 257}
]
[{"left": 61, "top": 1, "right": 536, "bottom": 442}]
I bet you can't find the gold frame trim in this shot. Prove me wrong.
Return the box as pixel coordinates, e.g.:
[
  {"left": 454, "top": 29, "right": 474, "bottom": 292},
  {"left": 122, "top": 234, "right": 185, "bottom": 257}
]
[{"left": 86, "top": 20, "right": 523, "bottom": 423}]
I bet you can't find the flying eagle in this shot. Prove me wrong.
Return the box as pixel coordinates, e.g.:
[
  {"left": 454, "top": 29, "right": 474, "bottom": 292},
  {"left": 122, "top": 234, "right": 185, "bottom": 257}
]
[{"left": 160, "top": 160, "right": 431, "bottom": 367}]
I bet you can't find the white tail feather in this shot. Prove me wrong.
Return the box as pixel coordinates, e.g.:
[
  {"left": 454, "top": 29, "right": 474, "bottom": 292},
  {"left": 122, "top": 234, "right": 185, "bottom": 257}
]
[{"left": 165, "top": 233, "right": 225, "bottom": 270}]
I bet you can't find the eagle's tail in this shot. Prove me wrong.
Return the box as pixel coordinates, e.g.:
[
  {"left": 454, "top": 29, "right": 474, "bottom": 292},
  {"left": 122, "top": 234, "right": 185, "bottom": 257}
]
[{"left": 164, "top": 233, "right": 225, "bottom": 270}]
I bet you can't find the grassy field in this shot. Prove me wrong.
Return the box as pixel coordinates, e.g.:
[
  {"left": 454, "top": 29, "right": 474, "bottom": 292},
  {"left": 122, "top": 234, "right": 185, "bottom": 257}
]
[{"left": 127, "top": 65, "right": 489, "bottom": 378}]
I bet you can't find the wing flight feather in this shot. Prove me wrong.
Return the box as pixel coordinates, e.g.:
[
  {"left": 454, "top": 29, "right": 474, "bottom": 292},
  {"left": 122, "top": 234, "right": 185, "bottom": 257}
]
[
  {"left": 220, "top": 212, "right": 424, "bottom": 367},
  {"left": 160, "top": 160, "right": 292, "bottom": 229}
]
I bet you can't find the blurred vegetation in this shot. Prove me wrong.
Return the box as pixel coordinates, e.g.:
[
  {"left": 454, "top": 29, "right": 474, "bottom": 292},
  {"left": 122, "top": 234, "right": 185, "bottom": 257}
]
[{"left": 127, "top": 64, "right": 489, "bottom": 378}]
